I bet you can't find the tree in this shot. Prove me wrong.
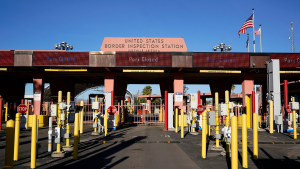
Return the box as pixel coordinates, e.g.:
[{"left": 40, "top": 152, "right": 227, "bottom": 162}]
[
  {"left": 231, "top": 84, "right": 236, "bottom": 93},
  {"left": 183, "top": 85, "right": 189, "bottom": 93},
  {"left": 206, "top": 100, "right": 211, "bottom": 105},
  {"left": 142, "top": 86, "right": 152, "bottom": 95},
  {"left": 152, "top": 98, "right": 160, "bottom": 104}
]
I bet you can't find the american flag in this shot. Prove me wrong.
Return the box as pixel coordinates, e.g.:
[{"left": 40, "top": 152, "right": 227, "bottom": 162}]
[
  {"left": 255, "top": 28, "right": 261, "bottom": 35},
  {"left": 238, "top": 14, "right": 254, "bottom": 38}
]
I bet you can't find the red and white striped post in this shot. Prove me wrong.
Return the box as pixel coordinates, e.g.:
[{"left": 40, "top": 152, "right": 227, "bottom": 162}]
[{"left": 165, "top": 91, "right": 168, "bottom": 131}]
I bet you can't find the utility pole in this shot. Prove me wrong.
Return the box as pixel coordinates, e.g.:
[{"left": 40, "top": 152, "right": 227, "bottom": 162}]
[{"left": 289, "top": 22, "right": 295, "bottom": 53}]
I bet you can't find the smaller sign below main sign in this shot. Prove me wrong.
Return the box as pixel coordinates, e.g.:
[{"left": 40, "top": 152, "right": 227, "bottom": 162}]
[{"left": 175, "top": 92, "right": 183, "bottom": 102}]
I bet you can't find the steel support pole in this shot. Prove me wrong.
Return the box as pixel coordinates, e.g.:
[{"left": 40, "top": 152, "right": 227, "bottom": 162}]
[{"left": 57, "top": 91, "right": 62, "bottom": 153}]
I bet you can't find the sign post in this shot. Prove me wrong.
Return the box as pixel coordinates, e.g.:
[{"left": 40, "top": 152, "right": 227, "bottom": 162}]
[
  {"left": 107, "top": 106, "right": 117, "bottom": 130},
  {"left": 17, "top": 104, "right": 28, "bottom": 130}
]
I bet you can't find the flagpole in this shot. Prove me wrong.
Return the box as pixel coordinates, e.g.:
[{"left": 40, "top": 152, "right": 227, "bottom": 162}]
[
  {"left": 260, "top": 24, "right": 262, "bottom": 53},
  {"left": 247, "top": 33, "right": 249, "bottom": 53},
  {"left": 252, "top": 8, "right": 255, "bottom": 53}
]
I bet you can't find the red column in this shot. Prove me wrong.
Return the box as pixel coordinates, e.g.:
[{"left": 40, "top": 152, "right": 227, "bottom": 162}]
[
  {"left": 0, "top": 96, "right": 2, "bottom": 131},
  {"left": 242, "top": 73, "right": 254, "bottom": 107},
  {"left": 33, "top": 72, "right": 45, "bottom": 115},
  {"left": 174, "top": 72, "right": 184, "bottom": 109},
  {"left": 284, "top": 80, "right": 288, "bottom": 110},
  {"left": 111, "top": 90, "right": 114, "bottom": 106},
  {"left": 198, "top": 91, "right": 201, "bottom": 105},
  {"left": 165, "top": 90, "right": 168, "bottom": 131}
]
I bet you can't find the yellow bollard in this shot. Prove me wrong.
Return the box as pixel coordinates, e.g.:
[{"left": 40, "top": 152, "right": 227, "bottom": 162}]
[
  {"left": 292, "top": 97, "right": 297, "bottom": 139},
  {"left": 215, "top": 92, "right": 220, "bottom": 147},
  {"left": 201, "top": 110, "right": 207, "bottom": 159},
  {"left": 80, "top": 101, "right": 84, "bottom": 134},
  {"left": 231, "top": 116, "right": 238, "bottom": 169},
  {"left": 253, "top": 113, "right": 258, "bottom": 160},
  {"left": 259, "top": 115, "right": 262, "bottom": 128},
  {"left": 208, "top": 125, "right": 211, "bottom": 136},
  {"left": 192, "top": 109, "right": 196, "bottom": 132},
  {"left": 94, "top": 96, "right": 98, "bottom": 133},
  {"left": 14, "top": 113, "right": 20, "bottom": 161},
  {"left": 242, "top": 114, "right": 248, "bottom": 168},
  {"left": 175, "top": 108, "right": 178, "bottom": 133},
  {"left": 26, "top": 104, "right": 29, "bottom": 129},
  {"left": 159, "top": 107, "right": 162, "bottom": 122},
  {"left": 57, "top": 91, "right": 62, "bottom": 153},
  {"left": 66, "top": 92, "right": 71, "bottom": 147},
  {"left": 269, "top": 101, "right": 273, "bottom": 134},
  {"left": 73, "top": 113, "right": 79, "bottom": 160},
  {"left": 181, "top": 109, "right": 184, "bottom": 138},
  {"left": 5, "top": 102, "right": 8, "bottom": 121},
  {"left": 104, "top": 110, "right": 108, "bottom": 136},
  {"left": 4, "top": 119, "right": 15, "bottom": 169},
  {"left": 78, "top": 111, "right": 81, "bottom": 143},
  {"left": 31, "top": 114, "right": 37, "bottom": 169},
  {"left": 225, "top": 90, "right": 230, "bottom": 152}
]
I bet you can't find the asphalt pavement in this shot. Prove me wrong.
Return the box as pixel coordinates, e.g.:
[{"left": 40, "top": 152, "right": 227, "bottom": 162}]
[{"left": 0, "top": 122, "right": 300, "bottom": 169}]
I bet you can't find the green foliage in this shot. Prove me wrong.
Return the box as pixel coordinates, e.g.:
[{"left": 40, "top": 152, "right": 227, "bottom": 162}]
[
  {"left": 139, "top": 98, "right": 146, "bottom": 103},
  {"left": 142, "top": 86, "right": 152, "bottom": 95},
  {"left": 183, "top": 85, "right": 189, "bottom": 93},
  {"left": 152, "top": 98, "right": 160, "bottom": 104},
  {"left": 231, "top": 84, "right": 236, "bottom": 93}
]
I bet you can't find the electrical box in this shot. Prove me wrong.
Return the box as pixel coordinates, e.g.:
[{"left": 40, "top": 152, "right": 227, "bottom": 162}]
[
  {"left": 219, "top": 103, "right": 227, "bottom": 116},
  {"left": 61, "top": 113, "right": 66, "bottom": 121},
  {"left": 208, "top": 111, "right": 216, "bottom": 126},
  {"left": 92, "top": 102, "right": 99, "bottom": 110},
  {"left": 69, "top": 101, "right": 75, "bottom": 112},
  {"left": 50, "top": 104, "right": 57, "bottom": 117},
  {"left": 288, "top": 113, "right": 299, "bottom": 121},
  {"left": 289, "top": 102, "right": 299, "bottom": 110},
  {"left": 229, "top": 102, "right": 234, "bottom": 109},
  {"left": 59, "top": 102, "right": 67, "bottom": 110},
  {"left": 275, "top": 115, "right": 282, "bottom": 125},
  {"left": 186, "top": 116, "right": 191, "bottom": 125}
]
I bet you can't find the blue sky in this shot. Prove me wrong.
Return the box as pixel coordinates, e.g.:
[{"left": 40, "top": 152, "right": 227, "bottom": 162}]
[{"left": 1, "top": 0, "right": 298, "bottom": 98}]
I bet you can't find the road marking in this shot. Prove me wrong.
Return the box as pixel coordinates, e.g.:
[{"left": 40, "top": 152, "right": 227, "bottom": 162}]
[{"left": 103, "top": 141, "right": 106, "bottom": 143}]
